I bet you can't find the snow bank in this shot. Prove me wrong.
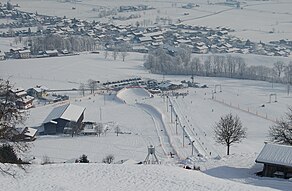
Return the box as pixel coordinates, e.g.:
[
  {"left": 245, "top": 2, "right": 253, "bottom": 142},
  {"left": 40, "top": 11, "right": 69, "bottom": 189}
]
[{"left": 117, "top": 87, "right": 152, "bottom": 104}]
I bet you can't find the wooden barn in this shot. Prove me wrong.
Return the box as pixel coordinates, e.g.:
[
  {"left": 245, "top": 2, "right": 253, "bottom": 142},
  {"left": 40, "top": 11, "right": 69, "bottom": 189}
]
[
  {"left": 42, "top": 103, "right": 85, "bottom": 135},
  {"left": 255, "top": 143, "right": 292, "bottom": 179}
]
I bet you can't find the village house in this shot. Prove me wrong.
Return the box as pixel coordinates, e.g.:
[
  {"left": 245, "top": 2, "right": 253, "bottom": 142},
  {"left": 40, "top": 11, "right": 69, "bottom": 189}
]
[
  {"left": 255, "top": 143, "right": 292, "bottom": 179},
  {"left": 15, "top": 127, "right": 38, "bottom": 141},
  {"left": 10, "top": 87, "right": 34, "bottom": 109},
  {"left": 9, "top": 48, "right": 31, "bottom": 59},
  {"left": 27, "top": 85, "right": 48, "bottom": 99},
  {"left": 15, "top": 95, "right": 34, "bottom": 109},
  {"left": 42, "top": 103, "right": 85, "bottom": 135}
]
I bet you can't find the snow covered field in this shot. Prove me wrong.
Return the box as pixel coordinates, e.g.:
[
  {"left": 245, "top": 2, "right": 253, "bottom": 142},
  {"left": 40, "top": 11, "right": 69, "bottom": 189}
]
[
  {"left": 1, "top": 52, "right": 292, "bottom": 190},
  {"left": 2, "top": 163, "right": 289, "bottom": 191}
]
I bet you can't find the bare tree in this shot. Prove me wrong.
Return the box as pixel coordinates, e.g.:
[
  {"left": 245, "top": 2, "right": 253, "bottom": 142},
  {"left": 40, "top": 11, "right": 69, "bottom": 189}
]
[
  {"left": 120, "top": 51, "right": 129, "bottom": 62},
  {"left": 118, "top": 42, "right": 131, "bottom": 61},
  {"left": 0, "top": 79, "right": 29, "bottom": 176},
  {"left": 87, "top": 79, "right": 99, "bottom": 94},
  {"left": 102, "top": 154, "right": 114, "bottom": 164},
  {"left": 112, "top": 48, "right": 118, "bottom": 60},
  {"left": 269, "top": 107, "right": 292, "bottom": 145},
  {"left": 73, "top": 121, "right": 80, "bottom": 137},
  {"left": 285, "top": 62, "right": 292, "bottom": 84},
  {"left": 41, "top": 155, "right": 52, "bottom": 165},
  {"left": 104, "top": 50, "right": 108, "bottom": 59},
  {"left": 95, "top": 123, "right": 103, "bottom": 137},
  {"left": 115, "top": 125, "right": 121, "bottom": 136},
  {"left": 79, "top": 83, "right": 85, "bottom": 96},
  {"left": 214, "top": 113, "right": 247, "bottom": 155},
  {"left": 273, "top": 61, "right": 285, "bottom": 78}
]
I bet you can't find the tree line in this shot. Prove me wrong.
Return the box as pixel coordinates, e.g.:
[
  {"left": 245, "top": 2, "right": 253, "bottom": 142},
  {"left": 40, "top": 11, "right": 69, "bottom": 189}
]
[
  {"left": 27, "top": 34, "right": 96, "bottom": 54},
  {"left": 144, "top": 45, "right": 292, "bottom": 85}
]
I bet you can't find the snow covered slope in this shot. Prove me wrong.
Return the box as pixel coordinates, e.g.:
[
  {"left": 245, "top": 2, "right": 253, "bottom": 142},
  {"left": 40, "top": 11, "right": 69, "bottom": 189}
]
[{"left": 0, "top": 163, "right": 282, "bottom": 191}]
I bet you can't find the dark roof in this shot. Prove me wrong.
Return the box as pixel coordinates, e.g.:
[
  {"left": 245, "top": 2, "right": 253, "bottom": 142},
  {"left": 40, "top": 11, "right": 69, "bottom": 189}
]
[{"left": 43, "top": 104, "right": 69, "bottom": 124}]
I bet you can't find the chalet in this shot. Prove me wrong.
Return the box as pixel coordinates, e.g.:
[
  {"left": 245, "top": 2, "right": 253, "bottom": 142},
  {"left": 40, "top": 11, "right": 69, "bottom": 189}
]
[
  {"left": 16, "top": 95, "right": 34, "bottom": 109},
  {"left": 42, "top": 103, "right": 85, "bottom": 135},
  {"left": 27, "top": 85, "right": 48, "bottom": 99},
  {"left": 255, "top": 143, "right": 292, "bottom": 179},
  {"left": 8, "top": 87, "right": 34, "bottom": 109},
  {"left": 17, "top": 49, "right": 31, "bottom": 59},
  {"left": 45, "top": 49, "right": 58, "bottom": 57},
  {"left": 10, "top": 87, "right": 27, "bottom": 98}
]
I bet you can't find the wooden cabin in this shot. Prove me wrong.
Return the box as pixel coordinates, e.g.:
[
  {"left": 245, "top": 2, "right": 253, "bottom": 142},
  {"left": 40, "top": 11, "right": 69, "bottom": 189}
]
[{"left": 256, "top": 143, "right": 292, "bottom": 179}]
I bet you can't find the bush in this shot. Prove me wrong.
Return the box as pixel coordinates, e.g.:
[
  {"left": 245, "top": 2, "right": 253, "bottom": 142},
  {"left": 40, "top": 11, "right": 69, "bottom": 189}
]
[
  {"left": 102, "top": 154, "right": 114, "bottom": 164},
  {"left": 78, "top": 154, "right": 89, "bottom": 163},
  {"left": 0, "top": 144, "right": 20, "bottom": 164},
  {"left": 41, "top": 155, "right": 52, "bottom": 165}
]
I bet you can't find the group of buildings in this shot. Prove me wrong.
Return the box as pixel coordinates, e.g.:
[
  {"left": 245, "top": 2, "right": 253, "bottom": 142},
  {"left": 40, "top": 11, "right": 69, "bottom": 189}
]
[{"left": 0, "top": 2, "right": 291, "bottom": 61}]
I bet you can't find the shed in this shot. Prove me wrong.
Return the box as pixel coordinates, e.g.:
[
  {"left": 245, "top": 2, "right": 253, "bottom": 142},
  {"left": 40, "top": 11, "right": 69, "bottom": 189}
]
[
  {"left": 42, "top": 103, "right": 85, "bottom": 135},
  {"left": 255, "top": 143, "right": 292, "bottom": 179}
]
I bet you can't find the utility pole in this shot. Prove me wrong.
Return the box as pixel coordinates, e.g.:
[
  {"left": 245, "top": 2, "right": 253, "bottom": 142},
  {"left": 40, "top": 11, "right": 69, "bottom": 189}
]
[
  {"left": 170, "top": 104, "right": 173, "bottom": 123},
  {"left": 182, "top": 126, "right": 185, "bottom": 147},
  {"left": 100, "top": 107, "right": 102, "bottom": 122},
  {"left": 175, "top": 114, "right": 178, "bottom": 135},
  {"left": 191, "top": 140, "right": 195, "bottom": 156},
  {"left": 166, "top": 95, "right": 169, "bottom": 112}
]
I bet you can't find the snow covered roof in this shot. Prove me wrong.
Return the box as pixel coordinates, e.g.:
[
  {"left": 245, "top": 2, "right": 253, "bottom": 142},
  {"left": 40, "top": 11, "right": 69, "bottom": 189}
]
[
  {"left": 45, "top": 50, "right": 58, "bottom": 54},
  {"left": 61, "top": 104, "right": 85, "bottom": 122},
  {"left": 17, "top": 95, "right": 34, "bottom": 103},
  {"left": 139, "top": 36, "right": 152, "bottom": 42},
  {"left": 24, "top": 127, "right": 38, "bottom": 138},
  {"left": 18, "top": 50, "right": 31, "bottom": 54},
  {"left": 255, "top": 143, "right": 292, "bottom": 167},
  {"left": 43, "top": 104, "right": 85, "bottom": 124},
  {"left": 10, "top": 87, "right": 25, "bottom": 93}
]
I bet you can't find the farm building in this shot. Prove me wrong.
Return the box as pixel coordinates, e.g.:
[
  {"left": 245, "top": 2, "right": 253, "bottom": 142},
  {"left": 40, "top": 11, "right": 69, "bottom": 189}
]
[
  {"left": 42, "top": 103, "right": 85, "bottom": 135},
  {"left": 14, "top": 127, "right": 38, "bottom": 141},
  {"left": 255, "top": 143, "right": 292, "bottom": 179}
]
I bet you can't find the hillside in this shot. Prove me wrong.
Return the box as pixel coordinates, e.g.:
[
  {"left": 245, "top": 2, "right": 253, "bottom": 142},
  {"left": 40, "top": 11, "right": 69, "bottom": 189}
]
[{"left": 0, "top": 163, "right": 286, "bottom": 191}]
